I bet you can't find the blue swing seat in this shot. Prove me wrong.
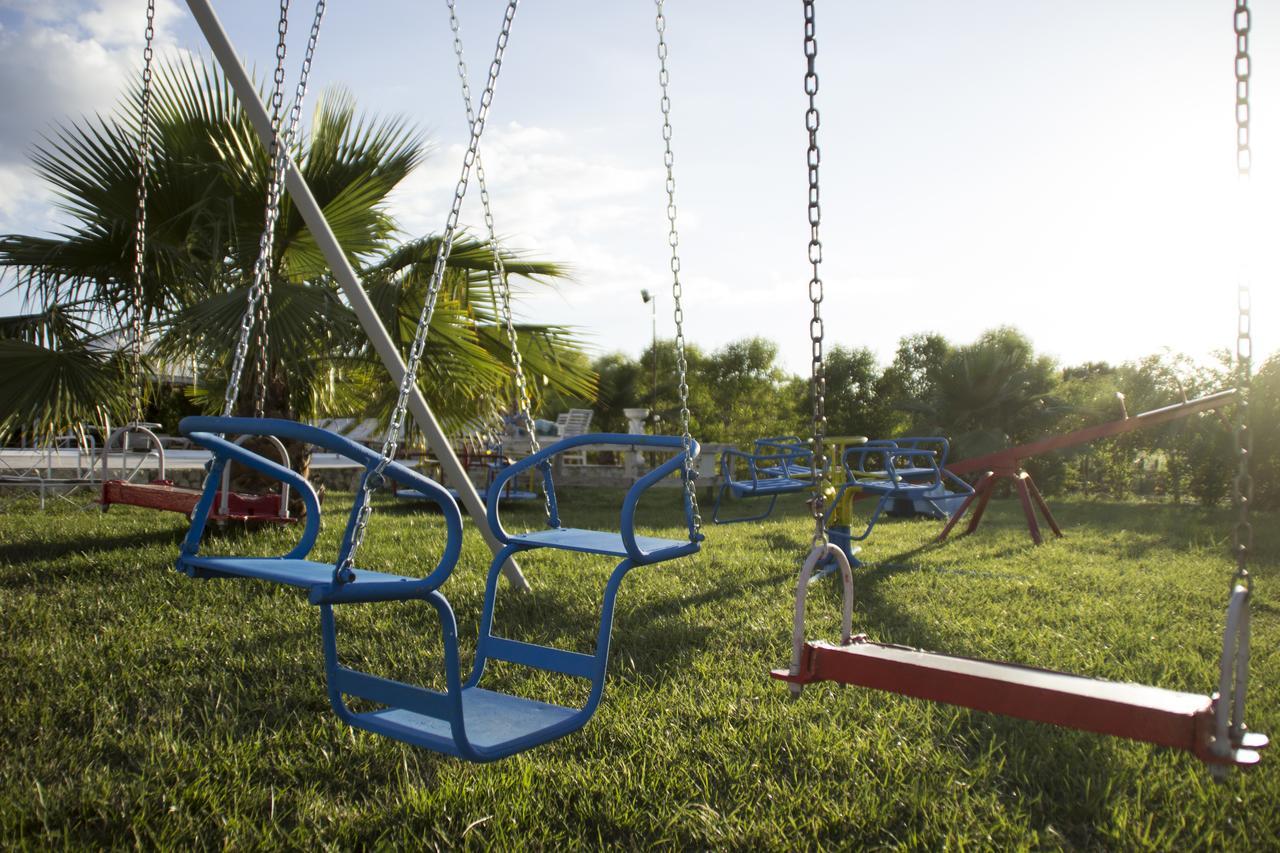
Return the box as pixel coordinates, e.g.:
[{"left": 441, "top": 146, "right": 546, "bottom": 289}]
[
  {"left": 826, "top": 439, "right": 973, "bottom": 543},
  {"left": 182, "top": 556, "right": 417, "bottom": 589},
  {"left": 712, "top": 444, "right": 819, "bottom": 524},
  {"left": 173, "top": 418, "right": 701, "bottom": 761},
  {"left": 508, "top": 527, "right": 695, "bottom": 559},
  {"left": 752, "top": 436, "right": 814, "bottom": 479},
  {"left": 866, "top": 437, "right": 974, "bottom": 519}
]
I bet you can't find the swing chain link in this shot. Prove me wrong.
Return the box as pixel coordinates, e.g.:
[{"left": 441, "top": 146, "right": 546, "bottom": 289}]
[
  {"left": 341, "top": 0, "right": 520, "bottom": 576},
  {"left": 1231, "top": 0, "right": 1253, "bottom": 593},
  {"left": 251, "top": 0, "right": 327, "bottom": 420},
  {"left": 803, "top": 0, "right": 828, "bottom": 547},
  {"left": 447, "top": 1, "right": 552, "bottom": 524},
  {"left": 1233, "top": 288, "right": 1253, "bottom": 592},
  {"left": 250, "top": 0, "right": 293, "bottom": 419},
  {"left": 655, "top": 0, "right": 702, "bottom": 533},
  {"left": 1236, "top": 0, "right": 1252, "bottom": 177},
  {"left": 130, "top": 0, "right": 157, "bottom": 426},
  {"left": 225, "top": 0, "right": 292, "bottom": 416},
  {"left": 224, "top": 0, "right": 326, "bottom": 418}
]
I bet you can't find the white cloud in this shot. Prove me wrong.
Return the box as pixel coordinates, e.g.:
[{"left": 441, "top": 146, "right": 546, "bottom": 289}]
[
  {"left": 0, "top": 1, "right": 184, "bottom": 239},
  {"left": 0, "top": 164, "right": 56, "bottom": 231},
  {"left": 386, "top": 119, "right": 676, "bottom": 356}
]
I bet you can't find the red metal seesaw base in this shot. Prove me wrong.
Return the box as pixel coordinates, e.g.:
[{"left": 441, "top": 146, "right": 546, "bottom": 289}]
[
  {"left": 937, "top": 469, "right": 1062, "bottom": 546},
  {"left": 101, "top": 480, "right": 294, "bottom": 524},
  {"left": 772, "top": 638, "right": 1267, "bottom": 766}
]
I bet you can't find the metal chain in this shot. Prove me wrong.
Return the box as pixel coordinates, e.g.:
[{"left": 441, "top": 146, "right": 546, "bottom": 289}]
[
  {"left": 129, "top": 0, "right": 157, "bottom": 426},
  {"left": 654, "top": 0, "right": 702, "bottom": 532},
  {"left": 447, "top": 1, "right": 554, "bottom": 524},
  {"left": 339, "top": 0, "right": 520, "bottom": 576},
  {"left": 803, "top": 0, "right": 827, "bottom": 547},
  {"left": 224, "top": 0, "right": 292, "bottom": 416},
  {"left": 252, "top": 0, "right": 327, "bottom": 419},
  {"left": 1231, "top": 1, "right": 1253, "bottom": 592},
  {"left": 1233, "top": 287, "right": 1253, "bottom": 590},
  {"left": 224, "top": 0, "right": 325, "bottom": 419},
  {"left": 1236, "top": 0, "right": 1252, "bottom": 178}
]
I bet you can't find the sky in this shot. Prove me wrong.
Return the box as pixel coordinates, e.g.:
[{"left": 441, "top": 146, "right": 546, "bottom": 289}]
[{"left": 0, "top": 0, "right": 1276, "bottom": 376}]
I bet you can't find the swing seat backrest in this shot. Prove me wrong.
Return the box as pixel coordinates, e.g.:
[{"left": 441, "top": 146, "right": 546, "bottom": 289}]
[
  {"left": 487, "top": 433, "right": 702, "bottom": 564},
  {"left": 839, "top": 444, "right": 942, "bottom": 493},
  {"left": 868, "top": 436, "right": 951, "bottom": 468},
  {"left": 176, "top": 416, "right": 463, "bottom": 603}
]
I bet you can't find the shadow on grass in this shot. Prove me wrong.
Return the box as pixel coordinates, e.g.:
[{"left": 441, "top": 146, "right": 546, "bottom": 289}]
[{"left": 0, "top": 525, "right": 186, "bottom": 571}]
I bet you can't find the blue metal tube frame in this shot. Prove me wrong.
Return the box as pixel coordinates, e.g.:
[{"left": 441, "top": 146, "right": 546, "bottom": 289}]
[
  {"left": 178, "top": 417, "right": 464, "bottom": 602},
  {"left": 711, "top": 446, "right": 818, "bottom": 525},
  {"left": 825, "top": 444, "right": 942, "bottom": 542},
  {"left": 486, "top": 433, "right": 702, "bottom": 564}
]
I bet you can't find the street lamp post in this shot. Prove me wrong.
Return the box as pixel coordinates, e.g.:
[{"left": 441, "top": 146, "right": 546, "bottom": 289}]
[{"left": 640, "top": 289, "right": 657, "bottom": 428}]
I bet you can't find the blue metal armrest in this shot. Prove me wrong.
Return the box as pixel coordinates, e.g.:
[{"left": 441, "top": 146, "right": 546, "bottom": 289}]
[
  {"left": 841, "top": 444, "right": 941, "bottom": 488},
  {"left": 180, "top": 416, "right": 464, "bottom": 595},
  {"left": 722, "top": 447, "right": 816, "bottom": 486},
  {"left": 181, "top": 430, "right": 322, "bottom": 560},
  {"left": 883, "top": 436, "right": 951, "bottom": 467},
  {"left": 487, "top": 433, "right": 702, "bottom": 563},
  {"left": 753, "top": 435, "right": 807, "bottom": 454}
]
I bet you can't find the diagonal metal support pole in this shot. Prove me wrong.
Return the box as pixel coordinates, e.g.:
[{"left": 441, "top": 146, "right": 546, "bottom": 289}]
[{"left": 184, "top": 0, "right": 529, "bottom": 591}]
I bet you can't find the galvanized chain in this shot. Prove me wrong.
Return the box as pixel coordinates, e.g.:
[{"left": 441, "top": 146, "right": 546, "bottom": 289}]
[
  {"left": 1233, "top": 287, "right": 1253, "bottom": 590},
  {"left": 1232, "top": 0, "right": 1253, "bottom": 592},
  {"left": 339, "top": 0, "right": 520, "bottom": 575},
  {"left": 1236, "top": 0, "right": 1252, "bottom": 177},
  {"left": 803, "top": 0, "right": 828, "bottom": 547},
  {"left": 251, "top": 0, "right": 327, "bottom": 419},
  {"left": 654, "top": 0, "right": 702, "bottom": 532},
  {"left": 446, "top": 0, "right": 553, "bottom": 524},
  {"left": 223, "top": 0, "right": 293, "bottom": 416},
  {"left": 129, "top": 0, "right": 157, "bottom": 426}
]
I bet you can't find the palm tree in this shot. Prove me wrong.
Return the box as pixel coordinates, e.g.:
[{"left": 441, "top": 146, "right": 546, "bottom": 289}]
[
  {"left": 901, "top": 326, "right": 1065, "bottom": 460},
  {"left": 0, "top": 57, "right": 595, "bottom": 450}
]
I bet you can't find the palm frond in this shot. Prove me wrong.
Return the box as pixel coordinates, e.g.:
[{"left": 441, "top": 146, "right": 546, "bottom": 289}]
[{"left": 0, "top": 339, "right": 128, "bottom": 442}]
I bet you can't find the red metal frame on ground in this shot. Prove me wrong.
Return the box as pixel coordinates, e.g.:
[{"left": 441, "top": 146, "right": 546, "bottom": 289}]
[
  {"left": 770, "top": 637, "right": 1262, "bottom": 767},
  {"left": 937, "top": 389, "right": 1237, "bottom": 545},
  {"left": 101, "top": 480, "right": 294, "bottom": 524}
]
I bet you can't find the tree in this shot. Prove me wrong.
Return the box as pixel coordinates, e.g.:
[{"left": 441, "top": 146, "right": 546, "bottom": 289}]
[
  {"left": 879, "top": 332, "right": 950, "bottom": 419},
  {"left": 695, "top": 338, "right": 802, "bottom": 445},
  {"left": 1251, "top": 354, "right": 1280, "bottom": 510},
  {"left": 823, "top": 345, "right": 900, "bottom": 439},
  {"left": 0, "top": 58, "right": 594, "bottom": 448},
  {"left": 903, "top": 326, "right": 1064, "bottom": 461}
]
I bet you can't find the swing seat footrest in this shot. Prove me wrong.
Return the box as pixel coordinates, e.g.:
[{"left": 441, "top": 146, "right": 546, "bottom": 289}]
[
  {"left": 340, "top": 678, "right": 582, "bottom": 758},
  {"left": 773, "top": 639, "right": 1266, "bottom": 766}
]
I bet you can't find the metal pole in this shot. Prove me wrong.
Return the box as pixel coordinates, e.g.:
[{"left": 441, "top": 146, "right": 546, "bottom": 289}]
[{"left": 184, "top": 0, "right": 529, "bottom": 591}]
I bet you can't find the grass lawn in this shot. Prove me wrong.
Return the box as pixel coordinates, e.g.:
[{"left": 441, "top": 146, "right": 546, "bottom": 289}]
[{"left": 0, "top": 486, "right": 1276, "bottom": 848}]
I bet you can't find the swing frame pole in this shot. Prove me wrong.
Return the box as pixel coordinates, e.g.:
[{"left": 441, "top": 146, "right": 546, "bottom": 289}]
[{"left": 184, "top": 0, "right": 529, "bottom": 591}]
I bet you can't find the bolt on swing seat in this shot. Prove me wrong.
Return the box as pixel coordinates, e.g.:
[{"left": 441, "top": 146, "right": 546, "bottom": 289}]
[
  {"left": 176, "top": 417, "right": 701, "bottom": 760},
  {"left": 772, "top": 545, "right": 1268, "bottom": 769}
]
